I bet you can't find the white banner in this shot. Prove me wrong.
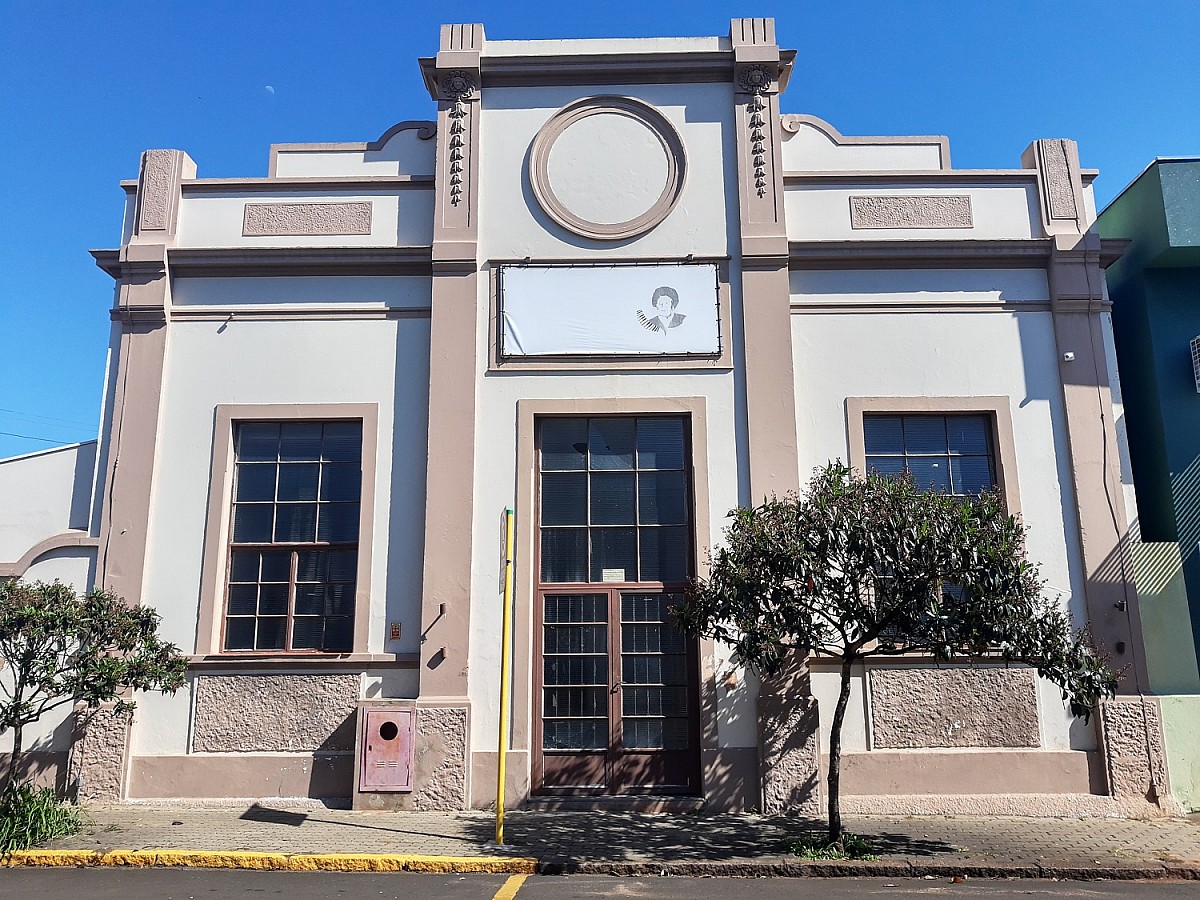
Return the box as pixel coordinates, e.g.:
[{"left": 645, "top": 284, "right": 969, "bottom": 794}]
[{"left": 499, "top": 263, "right": 721, "bottom": 357}]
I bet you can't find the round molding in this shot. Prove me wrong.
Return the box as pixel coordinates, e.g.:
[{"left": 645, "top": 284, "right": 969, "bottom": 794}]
[{"left": 528, "top": 96, "right": 687, "bottom": 242}]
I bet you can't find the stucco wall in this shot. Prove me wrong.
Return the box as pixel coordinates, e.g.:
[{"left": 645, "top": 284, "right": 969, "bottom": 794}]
[
  {"left": 780, "top": 120, "right": 944, "bottom": 172},
  {"left": 1161, "top": 695, "right": 1200, "bottom": 813},
  {"left": 0, "top": 442, "right": 96, "bottom": 562}
]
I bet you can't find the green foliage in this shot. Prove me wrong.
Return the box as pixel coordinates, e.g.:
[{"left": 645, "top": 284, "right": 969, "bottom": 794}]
[
  {"left": 789, "top": 832, "right": 877, "bottom": 860},
  {"left": 678, "top": 462, "right": 1117, "bottom": 840},
  {"left": 0, "top": 579, "right": 189, "bottom": 783},
  {"left": 0, "top": 783, "right": 82, "bottom": 851}
]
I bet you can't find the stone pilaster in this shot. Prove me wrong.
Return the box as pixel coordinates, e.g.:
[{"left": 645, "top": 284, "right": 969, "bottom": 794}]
[{"left": 68, "top": 703, "right": 133, "bottom": 803}]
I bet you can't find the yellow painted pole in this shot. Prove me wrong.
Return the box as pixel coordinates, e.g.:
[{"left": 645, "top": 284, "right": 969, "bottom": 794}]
[{"left": 495, "top": 508, "right": 516, "bottom": 847}]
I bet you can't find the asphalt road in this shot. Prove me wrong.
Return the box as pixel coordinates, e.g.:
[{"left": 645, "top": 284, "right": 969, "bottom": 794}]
[{"left": 2, "top": 871, "right": 1200, "bottom": 899}]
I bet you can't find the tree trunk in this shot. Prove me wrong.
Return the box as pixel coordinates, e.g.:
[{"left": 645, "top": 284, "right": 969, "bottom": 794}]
[
  {"left": 827, "top": 656, "right": 855, "bottom": 845},
  {"left": 5, "top": 722, "right": 23, "bottom": 792}
]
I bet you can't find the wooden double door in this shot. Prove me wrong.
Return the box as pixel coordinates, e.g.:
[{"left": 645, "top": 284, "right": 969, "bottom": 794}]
[{"left": 534, "top": 587, "right": 700, "bottom": 795}]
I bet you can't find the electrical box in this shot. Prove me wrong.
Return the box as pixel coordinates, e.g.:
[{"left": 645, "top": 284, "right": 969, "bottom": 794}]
[{"left": 358, "top": 707, "right": 415, "bottom": 792}]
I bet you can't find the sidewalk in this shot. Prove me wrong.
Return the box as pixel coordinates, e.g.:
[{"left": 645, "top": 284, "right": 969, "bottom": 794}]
[{"left": 14, "top": 804, "right": 1200, "bottom": 879}]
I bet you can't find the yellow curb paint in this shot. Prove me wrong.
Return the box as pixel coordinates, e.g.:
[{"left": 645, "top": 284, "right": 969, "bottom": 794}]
[
  {"left": 0, "top": 849, "right": 537, "bottom": 874},
  {"left": 493, "top": 873, "right": 530, "bottom": 899}
]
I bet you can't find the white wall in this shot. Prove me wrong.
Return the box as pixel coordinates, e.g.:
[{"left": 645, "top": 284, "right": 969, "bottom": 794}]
[
  {"left": 781, "top": 121, "right": 944, "bottom": 172},
  {"left": 0, "top": 442, "right": 96, "bottom": 561},
  {"left": 272, "top": 130, "right": 437, "bottom": 179},
  {"left": 790, "top": 276, "right": 1088, "bottom": 751}
]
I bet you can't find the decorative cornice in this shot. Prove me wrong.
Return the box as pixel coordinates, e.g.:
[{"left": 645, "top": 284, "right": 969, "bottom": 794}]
[
  {"left": 91, "top": 246, "right": 433, "bottom": 279},
  {"left": 788, "top": 238, "right": 1056, "bottom": 270}
]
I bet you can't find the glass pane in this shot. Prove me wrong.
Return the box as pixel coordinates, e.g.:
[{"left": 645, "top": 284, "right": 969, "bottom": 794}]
[
  {"left": 317, "top": 502, "right": 360, "bottom": 543},
  {"left": 951, "top": 456, "right": 995, "bottom": 495},
  {"left": 622, "top": 592, "right": 676, "bottom": 623},
  {"left": 638, "top": 472, "right": 688, "bottom": 525},
  {"left": 866, "top": 456, "right": 906, "bottom": 478},
  {"left": 322, "top": 422, "right": 362, "bottom": 462},
  {"left": 275, "top": 503, "right": 318, "bottom": 542},
  {"left": 639, "top": 526, "right": 689, "bottom": 583},
  {"left": 588, "top": 419, "right": 635, "bottom": 470},
  {"left": 590, "top": 527, "right": 636, "bottom": 582},
  {"left": 540, "top": 473, "right": 587, "bottom": 525},
  {"left": 902, "top": 416, "right": 948, "bottom": 454},
  {"left": 543, "top": 719, "right": 606, "bottom": 750},
  {"left": 320, "top": 463, "right": 361, "bottom": 501},
  {"left": 255, "top": 617, "right": 287, "bottom": 650},
  {"left": 236, "top": 424, "right": 279, "bottom": 462},
  {"left": 229, "top": 549, "right": 260, "bottom": 583},
  {"left": 544, "top": 623, "right": 607, "bottom": 654},
  {"left": 324, "top": 616, "right": 354, "bottom": 651},
  {"left": 325, "top": 550, "right": 357, "bottom": 582},
  {"left": 279, "top": 423, "right": 323, "bottom": 461},
  {"left": 224, "top": 617, "right": 256, "bottom": 650},
  {"left": 232, "top": 505, "right": 273, "bottom": 543},
  {"left": 544, "top": 655, "right": 607, "bottom": 685},
  {"left": 636, "top": 418, "right": 685, "bottom": 470},
  {"left": 295, "top": 584, "right": 323, "bottom": 616},
  {"left": 544, "top": 594, "right": 606, "bottom": 623},
  {"left": 277, "top": 463, "right": 320, "bottom": 501},
  {"left": 296, "top": 550, "right": 325, "bottom": 582},
  {"left": 291, "top": 617, "right": 324, "bottom": 650},
  {"left": 863, "top": 416, "right": 904, "bottom": 455},
  {"left": 259, "top": 550, "right": 291, "bottom": 583},
  {"left": 947, "top": 416, "right": 990, "bottom": 455},
  {"left": 624, "top": 686, "right": 688, "bottom": 716},
  {"left": 541, "top": 529, "right": 587, "bottom": 582},
  {"left": 325, "top": 581, "right": 355, "bottom": 615},
  {"left": 624, "top": 653, "right": 689, "bottom": 685},
  {"left": 540, "top": 418, "right": 587, "bottom": 471},
  {"left": 590, "top": 472, "right": 636, "bottom": 525},
  {"left": 623, "top": 623, "right": 687, "bottom": 654},
  {"left": 544, "top": 687, "right": 607, "bottom": 718},
  {"left": 255, "top": 583, "right": 286, "bottom": 616},
  {"left": 623, "top": 719, "right": 664, "bottom": 749},
  {"left": 907, "top": 457, "right": 950, "bottom": 492},
  {"left": 235, "top": 464, "right": 277, "bottom": 502},
  {"left": 227, "top": 583, "right": 257, "bottom": 616}
]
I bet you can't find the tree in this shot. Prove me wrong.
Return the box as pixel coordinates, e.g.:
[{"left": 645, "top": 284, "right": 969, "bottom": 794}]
[
  {"left": 677, "top": 462, "right": 1116, "bottom": 844},
  {"left": 0, "top": 580, "right": 188, "bottom": 789}
]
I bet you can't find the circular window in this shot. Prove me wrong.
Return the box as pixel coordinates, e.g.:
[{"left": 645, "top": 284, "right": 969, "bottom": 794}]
[{"left": 528, "top": 97, "right": 687, "bottom": 242}]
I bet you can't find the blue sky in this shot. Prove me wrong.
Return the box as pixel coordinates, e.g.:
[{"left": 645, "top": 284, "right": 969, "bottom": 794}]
[{"left": 2, "top": 1, "right": 1198, "bottom": 460}]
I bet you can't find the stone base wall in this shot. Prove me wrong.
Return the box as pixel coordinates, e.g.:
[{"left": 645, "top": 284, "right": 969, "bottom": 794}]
[
  {"left": 353, "top": 702, "right": 469, "bottom": 811},
  {"left": 68, "top": 704, "right": 132, "bottom": 803},
  {"left": 1100, "top": 695, "right": 1182, "bottom": 814},
  {"left": 757, "top": 692, "right": 820, "bottom": 815}
]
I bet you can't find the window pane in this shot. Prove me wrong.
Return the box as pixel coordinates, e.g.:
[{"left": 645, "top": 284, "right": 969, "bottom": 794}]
[
  {"left": 623, "top": 653, "right": 689, "bottom": 686},
  {"left": 639, "top": 526, "right": 689, "bottom": 583},
  {"left": 320, "top": 463, "right": 361, "bottom": 501},
  {"left": 636, "top": 418, "right": 685, "bottom": 470},
  {"left": 296, "top": 549, "right": 324, "bottom": 582},
  {"left": 638, "top": 472, "right": 688, "bottom": 525},
  {"left": 232, "top": 505, "right": 273, "bottom": 543},
  {"left": 324, "top": 617, "right": 353, "bottom": 652},
  {"left": 588, "top": 419, "right": 635, "bottom": 470},
  {"left": 540, "top": 418, "right": 587, "bottom": 471},
  {"left": 295, "top": 584, "right": 323, "bottom": 616},
  {"left": 257, "top": 583, "right": 288, "bottom": 616},
  {"left": 863, "top": 416, "right": 904, "bottom": 455},
  {"left": 947, "top": 416, "right": 990, "bottom": 455},
  {"left": 236, "top": 424, "right": 279, "bottom": 462},
  {"left": 907, "top": 457, "right": 950, "bottom": 492},
  {"left": 543, "top": 719, "right": 605, "bottom": 750},
  {"left": 541, "top": 529, "right": 587, "bottom": 582},
  {"left": 544, "top": 687, "right": 607, "bottom": 718},
  {"left": 325, "top": 550, "right": 357, "bottom": 582},
  {"left": 317, "top": 502, "right": 360, "bottom": 543},
  {"left": 229, "top": 549, "right": 260, "bottom": 583},
  {"left": 541, "top": 473, "right": 587, "bottom": 526},
  {"left": 544, "top": 594, "right": 606, "bottom": 623},
  {"left": 622, "top": 717, "right": 688, "bottom": 750},
  {"left": 235, "top": 464, "right": 277, "bottom": 502},
  {"left": 590, "top": 527, "right": 636, "bottom": 582},
  {"left": 866, "top": 456, "right": 906, "bottom": 478},
  {"left": 322, "top": 422, "right": 362, "bottom": 462},
  {"left": 277, "top": 463, "right": 320, "bottom": 501},
  {"left": 902, "top": 417, "right": 948, "bottom": 454},
  {"left": 590, "top": 472, "right": 635, "bottom": 525},
  {"left": 621, "top": 592, "right": 678, "bottom": 623},
  {"left": 275, "top": 503, "right": 317, "bottom": 542},
  {"left": 623, "top": 623, "right": 687, "bottom": 654},
  {"left": 227, "top": 584, "right": 257, "bottom": 616},
  {"left": 255, "top": 617, "right": 287, "bottom": 650},
  {"left": 624, "top": 686, "right": 688, "bottom": 716},
  {"left": 259, "top": 550, "right": 291, "bottom": 583},
  {"left": 224, "top": 618, "right": 256, "bottom": 650},
  {"left": 544, "top": 624, "right": 607, "bottom": 654},
  {"left": 951, "top": 456, "right": 995, "bottom": 495},
  {"left": 279, "top": 423, "right": 323, "bottom": 461},
  {"left": 291, "top": 617, "right": 324, "bottom": 650},
  {"left": 545, "top": 655, "right": 607, "bottom": 685}
]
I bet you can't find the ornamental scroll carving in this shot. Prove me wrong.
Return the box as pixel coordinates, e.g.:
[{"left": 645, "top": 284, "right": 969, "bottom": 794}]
[
  {"left": 440, "top": 71, "right": 476, "bottom": 207},
  {"left": 737, "top": 65, "right": 775, "bottom": 199}
]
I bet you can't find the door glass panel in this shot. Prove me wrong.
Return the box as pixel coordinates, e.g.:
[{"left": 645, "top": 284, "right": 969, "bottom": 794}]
[
  {"left": 542, "top": 594, "right": 608, "bottom": 751},
  {"left": 620, "top": 592, "right": 689, "bottom": 752}
]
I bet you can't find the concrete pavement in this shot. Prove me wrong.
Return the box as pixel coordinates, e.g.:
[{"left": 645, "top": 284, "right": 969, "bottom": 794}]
[{"left": 12, "top": 804, "right": 1200, "bottom": 880}]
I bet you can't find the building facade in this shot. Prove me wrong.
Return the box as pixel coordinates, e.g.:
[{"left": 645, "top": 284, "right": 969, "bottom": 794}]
[
  {"left": 1099, "top": 158, "right": 1200, "bottom": 812},
  {"left": 0, "top": 20, "right": 1178, "bottom": 815}
]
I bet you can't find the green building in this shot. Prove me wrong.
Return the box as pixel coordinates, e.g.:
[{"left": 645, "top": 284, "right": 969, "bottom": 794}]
[{"left": 1100, "top": 157, "right": 1200, "bottom": 812}]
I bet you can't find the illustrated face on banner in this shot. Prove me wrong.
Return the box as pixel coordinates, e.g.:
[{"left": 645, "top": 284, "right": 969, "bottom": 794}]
[{"left": 500, "top": 264, "right": 720, "bottom": 357}]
